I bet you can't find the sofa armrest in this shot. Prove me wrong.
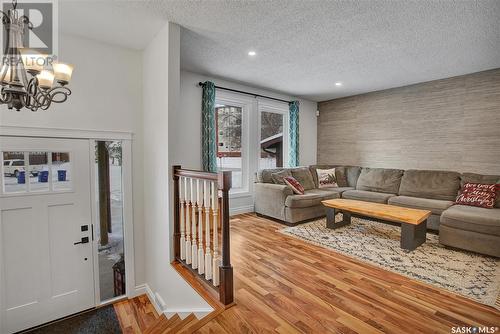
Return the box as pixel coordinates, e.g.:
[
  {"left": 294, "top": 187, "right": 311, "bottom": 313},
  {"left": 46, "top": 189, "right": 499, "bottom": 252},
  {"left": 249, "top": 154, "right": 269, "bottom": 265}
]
[{"left": 254, "top": 183, "right": 293, "bottom": 221}]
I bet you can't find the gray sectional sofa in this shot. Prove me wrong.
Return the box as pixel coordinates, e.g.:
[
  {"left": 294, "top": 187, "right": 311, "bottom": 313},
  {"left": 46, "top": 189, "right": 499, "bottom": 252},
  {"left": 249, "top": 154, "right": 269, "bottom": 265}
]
[{"left": 254, "top": 165, "right": 500, "bottom": 257}]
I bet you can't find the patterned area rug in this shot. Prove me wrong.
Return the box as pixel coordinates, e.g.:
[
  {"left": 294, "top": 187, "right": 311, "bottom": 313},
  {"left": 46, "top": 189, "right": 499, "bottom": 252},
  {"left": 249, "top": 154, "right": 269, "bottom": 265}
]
[{"left": 280, "top": 216, "right": 500, "bottom": 309}]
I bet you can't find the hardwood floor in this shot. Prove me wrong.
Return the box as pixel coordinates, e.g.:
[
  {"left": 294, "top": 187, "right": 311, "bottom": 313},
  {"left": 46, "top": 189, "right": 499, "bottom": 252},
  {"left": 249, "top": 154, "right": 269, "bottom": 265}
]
[
  {"left": 117, "top": 213, "right": 500, "bottom": 333},
  {"left": 114, "top": 294, "right": 160, "bottom": 333}
]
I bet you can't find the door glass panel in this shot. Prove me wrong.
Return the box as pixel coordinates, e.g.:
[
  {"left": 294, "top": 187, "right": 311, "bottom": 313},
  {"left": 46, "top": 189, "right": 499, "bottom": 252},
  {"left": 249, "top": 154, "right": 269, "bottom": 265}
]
[
  {"left": 51, "top": 152, "right": 72, "bottom": 191},
  {"left": 96, "top": 141, "right": 125, "bottom": 301},
  {"left": 216, "top": 105, "right": 243, "bottom": 189},
  {"left": 2, "top": 151, "right": 27, "bottom": 193},
  {"left": 29, "top": 152, "right": 49, "bottom": 192},
  {"left": 260, "top": 111, "right": 284, "bottom": 169}
]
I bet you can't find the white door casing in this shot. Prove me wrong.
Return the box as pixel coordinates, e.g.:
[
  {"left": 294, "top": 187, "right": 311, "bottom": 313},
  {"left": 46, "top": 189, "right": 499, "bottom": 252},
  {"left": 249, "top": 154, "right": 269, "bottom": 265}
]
[{"left": 0, "top": 137, "right": 94, "bottom": 334}]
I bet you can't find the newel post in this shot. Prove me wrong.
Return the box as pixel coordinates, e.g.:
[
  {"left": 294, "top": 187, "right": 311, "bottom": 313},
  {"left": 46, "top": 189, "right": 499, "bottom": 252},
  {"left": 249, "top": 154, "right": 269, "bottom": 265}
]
[
  {"left": 172, "top": 165, "right": 181, "bottom": 261},
  {"left": 218, "top": 170, "right": 233, "bottom": 305}
]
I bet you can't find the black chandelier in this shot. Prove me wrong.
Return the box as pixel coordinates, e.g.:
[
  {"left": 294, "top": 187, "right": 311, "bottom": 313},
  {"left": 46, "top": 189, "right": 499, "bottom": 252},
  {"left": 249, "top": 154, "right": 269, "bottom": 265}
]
[{"left": 0, "top": 0, "right": 73, "bottom": 111}]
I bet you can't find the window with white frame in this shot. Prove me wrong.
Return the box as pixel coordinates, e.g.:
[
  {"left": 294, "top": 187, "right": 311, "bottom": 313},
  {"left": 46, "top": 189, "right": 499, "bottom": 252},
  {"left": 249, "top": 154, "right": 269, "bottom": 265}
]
[
  {"left": 1, "top": 151, "right": 72, "bottom": 194},
  {"left": 258, "top": 101, "right": 289, "bottom": 170},
  {"left": 215, "top": 92, "right": 251, "bottom": 195}
]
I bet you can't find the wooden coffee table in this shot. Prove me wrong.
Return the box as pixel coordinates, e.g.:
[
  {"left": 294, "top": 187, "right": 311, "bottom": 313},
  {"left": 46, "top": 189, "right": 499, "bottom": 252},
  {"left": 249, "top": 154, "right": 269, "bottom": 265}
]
[{"left": 322, "top": 199, "right": 431, "bottom": 251}]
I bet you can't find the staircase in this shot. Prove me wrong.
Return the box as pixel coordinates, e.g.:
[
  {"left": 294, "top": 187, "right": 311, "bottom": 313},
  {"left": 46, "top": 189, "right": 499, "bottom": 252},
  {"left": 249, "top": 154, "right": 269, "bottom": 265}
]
[
  {"left": 115, "top": 292, "right": 225, "bottom": 334},
  {"left": 143, "top": 313, "right": 199, "bottom": 334},
  {"left": 131, "top": 166, "right": 235, "bottom": 333}
]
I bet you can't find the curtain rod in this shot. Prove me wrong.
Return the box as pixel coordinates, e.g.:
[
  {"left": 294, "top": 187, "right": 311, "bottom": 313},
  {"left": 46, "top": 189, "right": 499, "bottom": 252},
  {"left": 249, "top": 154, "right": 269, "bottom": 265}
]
[{"left": 198, "top": 82, "right": 292, "bottom": 104}]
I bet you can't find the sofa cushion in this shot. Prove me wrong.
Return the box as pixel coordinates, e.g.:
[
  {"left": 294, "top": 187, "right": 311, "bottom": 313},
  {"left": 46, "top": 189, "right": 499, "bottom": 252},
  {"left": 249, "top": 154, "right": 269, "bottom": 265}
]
[
  {"left": 460, "top": 173, "right": 500, "bottom": 208},
  {"left": 271, "top": 170, "right": 291, "bottom": 185},
  {"left": 441, "top": 205, "right": 500, "bottom": 236},
  {"left": 291, "top": 168, "right": 316, "bottom": 190},
  {"left": 321, "top": 186, "right": 354, "bottom": 194},
  {"left": 388, "top": 196, "right": 454, "bottom": 215},
  {"left": 399, "top": 170, "right": 460, "bottom": 201},
  {"left": 342, "top": 190, "right": 396, "bottom": 204},
  {"left": 355, "top": 168, "right": 404, "bottom": 194},
  {"left": 346, "top": 166, "right": 362, "bottom": 188},
  {"left": 258, "top": 168, "right": 290, "bottom": 183},
  {"left": 285, "top": 189, "right": 339, "bottom": 208}
]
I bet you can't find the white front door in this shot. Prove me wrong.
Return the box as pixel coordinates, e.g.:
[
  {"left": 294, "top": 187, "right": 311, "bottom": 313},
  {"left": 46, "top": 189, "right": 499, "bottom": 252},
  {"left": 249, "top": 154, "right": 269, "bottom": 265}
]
[{"left": 0, "top": 137, "right": 95, "bottom": 333}]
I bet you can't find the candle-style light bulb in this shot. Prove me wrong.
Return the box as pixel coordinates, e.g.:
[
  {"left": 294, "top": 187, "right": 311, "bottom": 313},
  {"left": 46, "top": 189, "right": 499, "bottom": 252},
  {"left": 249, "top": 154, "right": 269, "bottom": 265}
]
[
  {"left": 53, "top": 62, "right": 73, "bottom": 85},
  {"left": 37, "top": 70, "right": 55, "bottom": 89},
  {"left": 20, "top": 49, "right": 46, "bottom": 75}
]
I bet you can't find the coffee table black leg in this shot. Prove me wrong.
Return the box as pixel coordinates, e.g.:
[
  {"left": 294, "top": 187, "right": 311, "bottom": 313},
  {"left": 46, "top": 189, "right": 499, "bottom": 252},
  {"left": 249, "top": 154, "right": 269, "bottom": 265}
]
[
  {"left": 401, "top": 220, "right": 427, "bottom": 251},
  {"left": 326, "top": 208, "right": 351, "bottom": 229}
]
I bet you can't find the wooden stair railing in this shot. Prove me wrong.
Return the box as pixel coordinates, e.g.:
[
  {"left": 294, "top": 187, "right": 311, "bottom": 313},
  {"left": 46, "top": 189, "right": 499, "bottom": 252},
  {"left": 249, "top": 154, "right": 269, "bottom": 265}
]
[{"left": 172, "top": 165, "right": 234, "bottom": 306}]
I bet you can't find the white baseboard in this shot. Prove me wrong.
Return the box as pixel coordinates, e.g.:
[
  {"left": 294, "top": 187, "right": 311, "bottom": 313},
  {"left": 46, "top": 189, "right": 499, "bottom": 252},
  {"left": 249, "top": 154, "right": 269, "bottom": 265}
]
[
  {"left": 141, "top": 284, "right": 213, "bottom": 320},
  {"left": 144, "top": 284, "right": 164, "bottom": 315},
  {"left": 131, "top": 284, "right": 147, "bottom": 298},
  {"left": 230, "top": 205, "right": 254, "bottom": 216}
]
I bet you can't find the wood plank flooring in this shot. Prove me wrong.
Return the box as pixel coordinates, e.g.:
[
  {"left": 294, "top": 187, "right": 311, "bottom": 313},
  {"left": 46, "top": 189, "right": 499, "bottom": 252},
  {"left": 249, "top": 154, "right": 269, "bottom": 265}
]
[
  {"left": 117, "top": 213, "right": 500, "bottom": 333},
  {"left": 114, "top": 294, "right": 160, "bottom": 333}
]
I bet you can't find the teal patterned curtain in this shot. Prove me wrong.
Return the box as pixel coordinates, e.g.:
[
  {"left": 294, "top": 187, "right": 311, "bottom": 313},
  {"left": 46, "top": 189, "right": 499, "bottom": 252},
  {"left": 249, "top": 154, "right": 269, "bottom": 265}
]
[
  {"left": 289, "top": 101, "right": 300, "bottom": 167},
  {"left": 201, "top": 81, "right": 217, "bottom": 172}
]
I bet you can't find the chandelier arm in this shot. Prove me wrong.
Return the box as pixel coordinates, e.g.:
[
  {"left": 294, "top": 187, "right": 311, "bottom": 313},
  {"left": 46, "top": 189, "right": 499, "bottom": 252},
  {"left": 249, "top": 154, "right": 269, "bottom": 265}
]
[
  {"left": 0, "top": 88, "right": 13, "bottom": 104},
  {"left": 34, "top": 89, "right": 49, "bottom": 105},
  {"left": 19, "top": 15, "right": 33, "bottom": 29},
  {"left": 48, "top": 86, "right": 71, "bottom": 103},
  {"left": 0, "top": 10, "right": 11, "bottom": 24},
  {"left": 23, "top": 76, "right": 38, "bottom": 110}
]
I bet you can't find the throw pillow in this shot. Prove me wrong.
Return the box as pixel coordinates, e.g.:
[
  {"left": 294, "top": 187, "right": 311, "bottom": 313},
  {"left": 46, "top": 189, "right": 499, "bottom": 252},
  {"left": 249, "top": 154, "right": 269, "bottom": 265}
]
[
  {"left": 283, "top": 176, "right": 305, "bottom": 195},
  {"left": 316, "top": 168, "right": 338, "bottom": 188},
  {"left": 290, "top": 168, "right": 316, "bottom": 190},
  {"left": 455, "top": 183, "right": 498, "bottom": 209},
  {"left": 271, "top": 170, "right": 292, "bottom": 185}
]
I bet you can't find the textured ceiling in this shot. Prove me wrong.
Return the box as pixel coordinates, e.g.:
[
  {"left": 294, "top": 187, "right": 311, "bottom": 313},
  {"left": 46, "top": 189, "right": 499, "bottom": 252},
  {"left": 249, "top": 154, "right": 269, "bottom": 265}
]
[{"left": 60, "top": 0, "right": 500, "bottom": 101}]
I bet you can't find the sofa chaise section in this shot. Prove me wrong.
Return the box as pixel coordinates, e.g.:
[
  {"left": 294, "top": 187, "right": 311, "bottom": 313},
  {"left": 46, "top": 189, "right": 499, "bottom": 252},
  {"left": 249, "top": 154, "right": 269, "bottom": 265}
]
[
  {"left": 438, "top": 172, "right": 500, "bottom": 257},
  {"left": 440, "top": 205, "right": 500, "bottom": 257}
]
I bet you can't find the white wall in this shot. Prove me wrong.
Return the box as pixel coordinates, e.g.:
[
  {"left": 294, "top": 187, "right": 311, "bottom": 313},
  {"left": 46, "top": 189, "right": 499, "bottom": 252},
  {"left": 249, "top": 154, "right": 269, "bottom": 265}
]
[
  {"left": 0, "top": 33, "right": 147, "bottom": 286},
  {"left": 177, "top": 70, "right": 318, "bottom": 213},
  {"left": 142, "top": 23, "right": 211, "bottom": 313}
]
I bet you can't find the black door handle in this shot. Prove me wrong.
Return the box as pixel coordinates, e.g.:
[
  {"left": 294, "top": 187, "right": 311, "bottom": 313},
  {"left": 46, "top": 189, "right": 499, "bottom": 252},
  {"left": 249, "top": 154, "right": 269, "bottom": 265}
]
[{"left": 74, "top": 237, "right": 89, "bottom": 245}]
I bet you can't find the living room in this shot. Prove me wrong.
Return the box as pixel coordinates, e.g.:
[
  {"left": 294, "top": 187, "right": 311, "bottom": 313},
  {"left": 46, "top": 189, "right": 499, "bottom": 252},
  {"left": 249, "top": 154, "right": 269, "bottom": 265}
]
[{"left": 0, "top": 0, "right": 499, "bottom": 333}]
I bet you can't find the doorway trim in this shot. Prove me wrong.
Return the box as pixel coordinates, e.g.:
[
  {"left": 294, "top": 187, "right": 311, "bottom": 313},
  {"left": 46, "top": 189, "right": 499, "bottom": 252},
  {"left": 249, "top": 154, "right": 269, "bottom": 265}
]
[
  {"left": 0, "top": 125, "right": 136, "bottom": 310},
  {"left": 89, "top": 139, "right": 136, "bottom": 305}
]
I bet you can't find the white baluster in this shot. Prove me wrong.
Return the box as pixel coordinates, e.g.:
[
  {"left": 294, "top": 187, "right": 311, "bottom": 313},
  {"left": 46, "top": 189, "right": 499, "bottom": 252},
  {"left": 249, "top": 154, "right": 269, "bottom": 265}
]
[
  {"left": 185, "top": 177, "right": 192, "bottom": 264},
  {"left": 212, "top": 181, "right": 221, "bottom": 286},
  {"left": 191, "top": 178, "right": 198, "bottom": 269},
  {"left": 204, "top": 180, "right": 212, "bottom": 280},
  {"left": 179, "top": 176, "right": 186, "bottom": 260},
  {"left": 197, "top": 179, "right": 205, "bottom": 274}
]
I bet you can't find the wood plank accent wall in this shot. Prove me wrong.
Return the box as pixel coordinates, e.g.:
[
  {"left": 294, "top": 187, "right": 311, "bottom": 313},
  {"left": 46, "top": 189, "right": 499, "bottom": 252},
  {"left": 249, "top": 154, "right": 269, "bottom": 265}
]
[{"left": 317, "top": 68, "right": 500, "bottom": 174}]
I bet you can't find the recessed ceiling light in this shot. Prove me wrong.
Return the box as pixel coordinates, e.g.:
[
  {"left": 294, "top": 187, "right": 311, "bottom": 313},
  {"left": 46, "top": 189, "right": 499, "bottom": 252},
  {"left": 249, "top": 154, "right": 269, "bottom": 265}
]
[
  {"left": 335, "top": 82, "right": 342, "bottom": 86},
  {"left": 248, "top": 51, "right": 256, "bottom": 56}
]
